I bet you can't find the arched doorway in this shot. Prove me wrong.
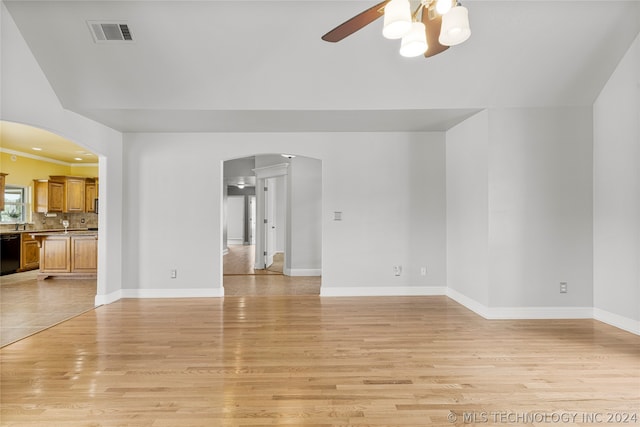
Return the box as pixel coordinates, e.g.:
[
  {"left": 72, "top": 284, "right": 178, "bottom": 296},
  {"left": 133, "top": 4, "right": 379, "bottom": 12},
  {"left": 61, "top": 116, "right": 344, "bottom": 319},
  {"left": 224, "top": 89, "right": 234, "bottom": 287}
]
[
  {"left": 0, "top": 121, "right": 101, "bottom": 346},
  {"left": 221, "top": 153, "right": 322, "bottom": 296}
]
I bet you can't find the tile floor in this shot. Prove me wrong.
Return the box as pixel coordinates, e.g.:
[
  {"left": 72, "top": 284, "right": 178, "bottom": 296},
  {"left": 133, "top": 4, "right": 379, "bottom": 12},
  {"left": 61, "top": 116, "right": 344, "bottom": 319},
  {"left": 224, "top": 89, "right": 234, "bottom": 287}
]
[{"left": 0, "top": 270, "right": 96, "bottom": 347}]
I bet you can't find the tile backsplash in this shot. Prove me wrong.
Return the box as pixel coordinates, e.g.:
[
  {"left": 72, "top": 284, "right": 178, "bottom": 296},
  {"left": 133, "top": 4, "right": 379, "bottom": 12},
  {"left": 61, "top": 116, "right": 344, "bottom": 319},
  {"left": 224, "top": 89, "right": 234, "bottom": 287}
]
[{"left": 0, "top": 212, "right": 98, "bottom": 232}]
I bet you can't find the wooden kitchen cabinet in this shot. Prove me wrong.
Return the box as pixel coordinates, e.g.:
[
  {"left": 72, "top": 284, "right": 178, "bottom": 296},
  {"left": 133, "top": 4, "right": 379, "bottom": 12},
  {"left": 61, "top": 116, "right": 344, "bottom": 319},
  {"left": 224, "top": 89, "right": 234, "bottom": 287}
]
[
  {"left": 31, "top": 232, "right": 97, "bottom": 279},
  {"left": 0, "top": 173, "right": 7, "bottom": 211},
  {"left": 38, "top": 234, "right": 70, "bottom": 273},
  {"left": 50, "top": 176, "right": 85, "bottom": 213},
  {"left": 20, "top": 232, "right": 40, "bottom": 271},
  {"left": 71, "top": 234, "right": 98, "bottom": 272},
  {"left": 85, "top": 178, "right": 97, "bottom": 213},
  {"left": 34, "top": 176, "right": 87, "bottom": 213},
  {"left": 33, "top": 179, "right": 65, "bottom": 213}
]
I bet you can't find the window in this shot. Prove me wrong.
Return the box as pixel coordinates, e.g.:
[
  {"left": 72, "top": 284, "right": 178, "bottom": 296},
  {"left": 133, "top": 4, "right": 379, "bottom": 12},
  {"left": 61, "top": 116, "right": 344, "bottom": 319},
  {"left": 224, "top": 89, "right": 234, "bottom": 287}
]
[{"left": 1, "top": 186, "right": 28, "bottom": 223}]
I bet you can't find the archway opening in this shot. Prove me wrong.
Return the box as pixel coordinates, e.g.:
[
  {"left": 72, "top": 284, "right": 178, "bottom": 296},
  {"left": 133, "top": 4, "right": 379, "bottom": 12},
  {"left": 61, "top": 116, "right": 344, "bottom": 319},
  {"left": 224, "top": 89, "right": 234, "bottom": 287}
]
[
  {"left": 221, "top": 153, "right": 322, "bottom": 296},
  {"left": 0, "top": 121, "right": 101, "bottom": 346}
]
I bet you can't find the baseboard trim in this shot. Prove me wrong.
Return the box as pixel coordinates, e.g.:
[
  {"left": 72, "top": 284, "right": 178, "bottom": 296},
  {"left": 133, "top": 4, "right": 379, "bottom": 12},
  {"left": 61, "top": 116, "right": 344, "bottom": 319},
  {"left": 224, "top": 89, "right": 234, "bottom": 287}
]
[
  {"left": 321, "top": 286, "right": 447, "bottom": 297},
  {"left": 284, "top": 268, "right": 322, "bottom": 277},
  {"left": 95, "top": 289, "right": 123, "bottom": 306},
  {"left": 593, "top": 308, "right": 640, "bottom": 335},
  {"left": 445, "top": 288, "right": 491, "bottom": 318},
  {"left": 446, "top": 288, "right": 593, "bottom": 319},
  {"left": 120, "top": 288, "right": 224, "bottom": 299},
  {"left": 485, "top": 306, "right": 593, "bottom": 319}
]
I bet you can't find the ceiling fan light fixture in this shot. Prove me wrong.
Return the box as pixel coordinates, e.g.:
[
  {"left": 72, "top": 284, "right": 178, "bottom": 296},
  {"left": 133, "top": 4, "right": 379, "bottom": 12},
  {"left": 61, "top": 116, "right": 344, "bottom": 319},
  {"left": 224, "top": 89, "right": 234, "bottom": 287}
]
[
  {"left": 382, "top": 0, "right": 412, "bottom": 39},
  {"left": 438, "top": 3, "right": 471, "bottom": 46},
  {"left": 399, "top": 21, "right": 428, "bottom": 57}
]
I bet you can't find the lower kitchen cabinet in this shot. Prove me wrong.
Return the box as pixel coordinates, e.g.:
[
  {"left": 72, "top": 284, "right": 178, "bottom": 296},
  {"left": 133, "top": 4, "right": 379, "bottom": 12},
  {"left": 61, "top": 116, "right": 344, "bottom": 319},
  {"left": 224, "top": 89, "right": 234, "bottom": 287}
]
[
  {"left": 71, "top": 234, "right": 98, "bottom": 272},
  {"left": 39, "top": 235, "right": 70, "bottom": 274},
  {"left": 31, "top": 232, "right": 97, "bottom": 279},
  {"left": 20, "top": 233, "right": 40, "bottom": 271}
]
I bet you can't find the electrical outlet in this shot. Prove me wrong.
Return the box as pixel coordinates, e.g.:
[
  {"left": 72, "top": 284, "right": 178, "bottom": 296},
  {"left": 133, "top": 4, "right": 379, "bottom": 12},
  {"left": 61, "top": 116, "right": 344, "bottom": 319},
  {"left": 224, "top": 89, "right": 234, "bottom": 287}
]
[
  {"left": 560, "top": 282, "right": 567, "bottom": 293},
  {"left": 420, "top": 267, "right": 427, "bottom": 276},
  {"left": 171, "top": 269, "right": 177, "bottom": 279},
  {"left": 393, "top": 265, "right": 402, "bottom": 276}
]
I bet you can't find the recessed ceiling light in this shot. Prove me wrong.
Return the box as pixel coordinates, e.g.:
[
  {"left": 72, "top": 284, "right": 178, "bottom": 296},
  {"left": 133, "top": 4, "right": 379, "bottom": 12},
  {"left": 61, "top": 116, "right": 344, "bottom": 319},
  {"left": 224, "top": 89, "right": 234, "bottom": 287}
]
[
  {"left": 281, "top": 154, "right": 296, "bottom": 159},
  {"left": 32, "top": 147, "right": 43, "bottom": 151}
]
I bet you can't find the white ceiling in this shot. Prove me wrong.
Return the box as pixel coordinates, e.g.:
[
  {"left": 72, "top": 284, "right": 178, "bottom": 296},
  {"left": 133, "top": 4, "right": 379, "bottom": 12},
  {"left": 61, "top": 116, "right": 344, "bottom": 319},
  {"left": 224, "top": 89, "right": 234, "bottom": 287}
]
[{"left": 3, "top": 0, "right": 639, "bottom": 132}]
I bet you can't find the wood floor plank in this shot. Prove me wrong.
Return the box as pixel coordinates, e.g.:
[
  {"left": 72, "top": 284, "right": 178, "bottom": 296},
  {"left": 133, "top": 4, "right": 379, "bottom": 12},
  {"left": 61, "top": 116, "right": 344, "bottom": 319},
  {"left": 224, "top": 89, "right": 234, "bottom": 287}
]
[{"left": 1, "top": 296, "right": 638, "bottom": 426}]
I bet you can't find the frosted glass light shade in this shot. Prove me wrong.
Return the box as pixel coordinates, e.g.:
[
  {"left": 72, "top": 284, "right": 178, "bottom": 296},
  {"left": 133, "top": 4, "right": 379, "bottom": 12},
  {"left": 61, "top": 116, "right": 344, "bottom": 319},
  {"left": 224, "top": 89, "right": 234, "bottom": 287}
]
[
  {"left": 435, "top": 0, "right": 452, "bottom": 15},
  {"left": 439, "top": 5, "right": 471, "bottom": 46},
  {"left": 383, "top": 0, "right": 412, "bottom": 39},
  {"left": 399, "top": 22, "right": 428, "bottom": 57}
]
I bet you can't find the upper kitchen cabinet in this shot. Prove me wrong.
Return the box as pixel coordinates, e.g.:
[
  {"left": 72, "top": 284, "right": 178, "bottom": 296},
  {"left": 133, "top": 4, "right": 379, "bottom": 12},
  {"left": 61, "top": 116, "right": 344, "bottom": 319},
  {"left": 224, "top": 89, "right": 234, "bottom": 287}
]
[
  {"left": 33, "top": 179, "right": 64, "bottom": 213},
  {"left": 34, "top": 176, "right": 86, "bottom": 213},
  {"left": 50, "top": 176, "right": 85, "bottom": 213},
  {"left": 85, "top": 178, "right": 98, "bottom": 213}
]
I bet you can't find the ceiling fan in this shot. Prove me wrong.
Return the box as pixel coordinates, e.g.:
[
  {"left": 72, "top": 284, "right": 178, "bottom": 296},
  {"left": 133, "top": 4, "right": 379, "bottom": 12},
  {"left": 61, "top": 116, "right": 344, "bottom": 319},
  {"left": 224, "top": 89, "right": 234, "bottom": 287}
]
[{"left": 321, "top": 0, "right": 471, "bottom": 58}]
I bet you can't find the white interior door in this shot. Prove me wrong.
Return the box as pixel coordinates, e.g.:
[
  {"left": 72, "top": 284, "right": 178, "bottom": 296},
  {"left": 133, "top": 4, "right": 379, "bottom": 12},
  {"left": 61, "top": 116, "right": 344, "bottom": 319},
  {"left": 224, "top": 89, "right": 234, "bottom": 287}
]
[
  {"left": 252, "top": 161, "right": 289, "bottom": 271},
  {"left": 264, "top": 178, "right": 277, "bottom": 268},
  {"left": 248, "top": 196, "right": 256, "bottom": 245}
]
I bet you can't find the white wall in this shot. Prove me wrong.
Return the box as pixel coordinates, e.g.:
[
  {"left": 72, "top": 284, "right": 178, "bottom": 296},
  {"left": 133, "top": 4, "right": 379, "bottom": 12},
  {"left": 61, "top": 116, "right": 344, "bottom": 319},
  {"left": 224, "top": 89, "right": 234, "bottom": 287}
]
[
  {"left": 122, "top": 132, "right": 447, "bottom": 297},
  {"left": 224, "top": 157, "right": 255, "bottom": 178},
  {"left": 1, "top": 3, "right": 124, "bottom": 303},
  {"left": 287, "top": 156, "right": 322, "bottom": 276},
  {"left": 275, "top": 175, "right": 286, "bottom": 253},
  {"left": 446, "top": 110, "right": 490, "bottom": 307},
  {"left": 223, "top": 157, "right": 255, "bottom": 250},
  {"left": 226, "top": 196, "right": 245, "bottom": 244},
  {"left": 488, "top": 108, "right": 593, "bottom": 310},
  {"left": 446, "top": 107, "right": 594, "bottom": 317},
  {"left": 593, "top": 34, "right": 640, "bottom": 334}
]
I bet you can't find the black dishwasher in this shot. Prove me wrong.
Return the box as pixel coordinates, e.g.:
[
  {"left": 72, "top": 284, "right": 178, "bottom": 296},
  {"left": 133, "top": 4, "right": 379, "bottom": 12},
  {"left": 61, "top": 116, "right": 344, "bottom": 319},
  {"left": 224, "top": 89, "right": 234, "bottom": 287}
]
[{"left": 1, "top": 233, "right": 21, "bottom": 275}]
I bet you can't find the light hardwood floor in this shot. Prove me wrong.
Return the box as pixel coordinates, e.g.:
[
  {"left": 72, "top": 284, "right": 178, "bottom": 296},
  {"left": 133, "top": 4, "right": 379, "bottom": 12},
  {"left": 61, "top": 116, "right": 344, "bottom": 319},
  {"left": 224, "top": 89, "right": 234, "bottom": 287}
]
[
  {"left": 223, "top": 244, "right": 283, "bottom": 275},
  {"left": 1, "top": 296, "right": 638, "bottom": 426},
  {"left": 224, "top": 245, "right": 321, "bottom": 296},
  {"left": 0, "top": 270, "right": 96, "bottom": 347}
]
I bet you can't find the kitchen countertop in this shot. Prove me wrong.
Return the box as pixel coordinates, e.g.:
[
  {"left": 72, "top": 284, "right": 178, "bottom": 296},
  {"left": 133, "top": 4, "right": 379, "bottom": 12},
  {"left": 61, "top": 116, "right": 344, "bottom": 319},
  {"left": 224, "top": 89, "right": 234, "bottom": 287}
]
[
  {"left": 1, "top": 228, "right": 98, "bottom": 235},
  {"left": 30, "top": 230, "right": 98, "bottom": 237}
]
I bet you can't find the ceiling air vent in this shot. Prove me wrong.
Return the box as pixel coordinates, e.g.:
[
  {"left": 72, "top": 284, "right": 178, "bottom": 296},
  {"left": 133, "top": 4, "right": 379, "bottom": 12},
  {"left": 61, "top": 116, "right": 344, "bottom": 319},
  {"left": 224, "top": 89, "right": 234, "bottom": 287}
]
[{"left": 88, "top": 21, "right": 134, "bottom": 43}]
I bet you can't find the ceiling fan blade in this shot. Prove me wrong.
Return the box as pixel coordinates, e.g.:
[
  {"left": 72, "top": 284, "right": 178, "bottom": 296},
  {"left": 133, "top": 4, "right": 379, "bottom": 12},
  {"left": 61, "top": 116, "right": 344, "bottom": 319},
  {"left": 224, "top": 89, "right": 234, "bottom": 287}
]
[
  {"left": 321, "top": 0, "right": 390, "bottom": 43},
  {"left": 422, "top": 7, "right": 449, "bottom": 58}
]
